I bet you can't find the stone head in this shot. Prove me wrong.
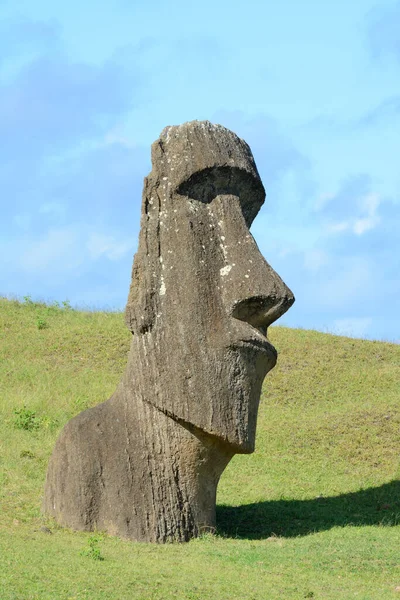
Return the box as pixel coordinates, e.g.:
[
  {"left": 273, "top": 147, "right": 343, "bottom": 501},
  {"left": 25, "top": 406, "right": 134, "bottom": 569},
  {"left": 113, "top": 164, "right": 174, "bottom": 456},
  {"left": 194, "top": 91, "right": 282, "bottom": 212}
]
[{"left": 125, "top": 121, "right": 294, "bottom": 453}]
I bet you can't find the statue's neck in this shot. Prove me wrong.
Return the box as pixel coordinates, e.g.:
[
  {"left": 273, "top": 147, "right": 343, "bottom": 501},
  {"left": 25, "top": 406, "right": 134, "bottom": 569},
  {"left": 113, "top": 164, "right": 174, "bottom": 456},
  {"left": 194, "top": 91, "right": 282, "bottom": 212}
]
[{"left": 112, "top": 354, "right": 234, "bottom": 542}]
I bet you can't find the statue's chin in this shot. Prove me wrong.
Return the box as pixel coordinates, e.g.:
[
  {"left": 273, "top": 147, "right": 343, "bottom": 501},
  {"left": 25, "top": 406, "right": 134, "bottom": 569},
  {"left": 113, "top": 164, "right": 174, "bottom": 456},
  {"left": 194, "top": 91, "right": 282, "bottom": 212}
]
[{"left": 214, "top": 344, "right": 276, "bottom": 453}]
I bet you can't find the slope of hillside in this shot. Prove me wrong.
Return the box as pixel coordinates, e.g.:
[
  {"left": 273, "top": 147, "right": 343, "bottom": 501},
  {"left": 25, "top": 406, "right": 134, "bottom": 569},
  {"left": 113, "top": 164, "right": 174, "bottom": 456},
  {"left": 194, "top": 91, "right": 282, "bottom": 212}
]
[{"left": 0, "top": 297, "right": 399, "bottom": 599}]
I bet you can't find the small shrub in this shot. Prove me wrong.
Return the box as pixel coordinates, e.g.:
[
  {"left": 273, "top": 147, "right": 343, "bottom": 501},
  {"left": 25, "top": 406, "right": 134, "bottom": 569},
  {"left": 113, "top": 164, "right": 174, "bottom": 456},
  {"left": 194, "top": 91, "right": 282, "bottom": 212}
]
[
  {"left": 20, "top": 449, "right": 35, "bottom": 459},
  {"left": 80, "top": 534, "right": 104, "bottom": 561},
  {"left": 37, "top": 317, "right": 48, "bottom": 330},
  {"left": 62, "top": 299, "right": 72, "bottom": 310},
  {"left": 195, "top": 526, "right": 218, "bottom": 542},
  {"left": 40, "top": 415, "right": 59, "bottom": 431},
  {"left": 13, "top": 407, "right": 41, "bottom": 431}
]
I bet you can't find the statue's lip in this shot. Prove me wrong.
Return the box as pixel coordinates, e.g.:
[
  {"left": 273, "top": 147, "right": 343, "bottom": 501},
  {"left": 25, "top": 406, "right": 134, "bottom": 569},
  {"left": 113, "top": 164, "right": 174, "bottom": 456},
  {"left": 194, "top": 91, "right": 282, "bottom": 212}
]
[{"left": 233, "top": 336, "right": 277, "bottom": 360}]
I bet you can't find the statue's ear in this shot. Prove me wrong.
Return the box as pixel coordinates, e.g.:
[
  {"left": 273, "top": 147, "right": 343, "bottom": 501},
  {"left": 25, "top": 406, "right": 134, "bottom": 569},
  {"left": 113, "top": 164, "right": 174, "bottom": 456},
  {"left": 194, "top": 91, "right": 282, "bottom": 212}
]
[
  {"left": 125, "top": 178, "right": 161, "bottom": 335},
  {"left": 125, "top": 261, "right": 157, "bottom": 334}
]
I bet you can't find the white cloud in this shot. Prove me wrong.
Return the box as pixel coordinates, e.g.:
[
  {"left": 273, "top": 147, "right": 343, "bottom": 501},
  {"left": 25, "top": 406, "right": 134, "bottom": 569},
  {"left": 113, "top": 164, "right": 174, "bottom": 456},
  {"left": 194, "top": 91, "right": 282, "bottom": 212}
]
[
  {"left": 13, "top": 212, "right": 31, "bottom": 230},
  {"left": 39, "top": 202, "right": 66, "bottom": 217},
  {"left": 86, "top": 233, "right": 133, "bottom": 260},
  {"left": 308, "top": 257, "right": 372, "bottom": 311},
  {"left": 20, "top": 227, "right": 82, "bottom": 272},
  {"left": 303, "top": 249, "right": 328, "bottom": 272},
  {"left": 332, "top": 317, "right": 373, "bottom": 339},
  {"left": 103, "top": 127, "right": 136, "bottom": 149},
  {"left": 7, "top": 225, "right": 134, "bottom": 284},
  {"left": 353, "top": 192, "right": 381, "bottom": 235},
  {"left": 314, "top": 192, "right": 335, "bottom": 211},
  {"left": 353, "top": 215, "right": 379, "bottom": 235},
  {"left": 325, "top": 192, "right": 382, "bottom": 236},
  {"left": 326, "top": 221, "right": 350, "bottom": 234}
]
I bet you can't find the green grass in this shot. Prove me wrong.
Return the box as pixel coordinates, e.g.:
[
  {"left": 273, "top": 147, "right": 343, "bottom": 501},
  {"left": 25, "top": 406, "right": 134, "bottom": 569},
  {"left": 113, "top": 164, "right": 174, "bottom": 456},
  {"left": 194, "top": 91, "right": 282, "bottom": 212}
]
[{"left": 1, "top": 296, "right": 399, "bottom": 599}]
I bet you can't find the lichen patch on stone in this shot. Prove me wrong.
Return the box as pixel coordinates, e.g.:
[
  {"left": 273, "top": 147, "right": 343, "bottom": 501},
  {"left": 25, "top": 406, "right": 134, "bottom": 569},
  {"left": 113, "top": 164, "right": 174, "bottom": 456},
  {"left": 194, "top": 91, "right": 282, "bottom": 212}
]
[
  {"left": 220, "top": 265, "right": 232, "bottom": 277},
  {"left": 159, "top": 275, "right": 166, "bottom": 296}
]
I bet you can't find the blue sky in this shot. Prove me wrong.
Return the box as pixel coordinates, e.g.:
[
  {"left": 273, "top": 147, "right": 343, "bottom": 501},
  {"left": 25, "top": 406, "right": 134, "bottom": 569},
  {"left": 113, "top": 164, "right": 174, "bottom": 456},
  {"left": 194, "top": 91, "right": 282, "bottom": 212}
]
[{"left": 0, "top": 0, "right": 399, "bottom": 341}]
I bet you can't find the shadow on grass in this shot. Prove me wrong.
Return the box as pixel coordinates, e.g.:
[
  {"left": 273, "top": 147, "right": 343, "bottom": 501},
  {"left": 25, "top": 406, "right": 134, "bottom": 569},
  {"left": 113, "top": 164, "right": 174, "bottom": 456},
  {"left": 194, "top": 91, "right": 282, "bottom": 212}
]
[{"left": 217, "top": 480, "right": 400, "bottom": 539}]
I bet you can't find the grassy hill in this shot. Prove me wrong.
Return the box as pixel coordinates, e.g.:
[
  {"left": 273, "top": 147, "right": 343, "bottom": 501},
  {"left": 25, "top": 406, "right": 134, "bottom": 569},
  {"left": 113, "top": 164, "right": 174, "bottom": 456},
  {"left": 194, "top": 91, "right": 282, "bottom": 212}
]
[{"left": 0, "top": 297, "right": 399, "bottom": 599}]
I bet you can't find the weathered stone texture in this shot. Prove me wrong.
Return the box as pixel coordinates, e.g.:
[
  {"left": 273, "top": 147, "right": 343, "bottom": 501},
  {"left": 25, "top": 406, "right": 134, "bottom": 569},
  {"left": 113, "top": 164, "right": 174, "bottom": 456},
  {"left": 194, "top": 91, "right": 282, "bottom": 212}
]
[{"left": 43, "top": 120, "right": 294, "bottom": 542}]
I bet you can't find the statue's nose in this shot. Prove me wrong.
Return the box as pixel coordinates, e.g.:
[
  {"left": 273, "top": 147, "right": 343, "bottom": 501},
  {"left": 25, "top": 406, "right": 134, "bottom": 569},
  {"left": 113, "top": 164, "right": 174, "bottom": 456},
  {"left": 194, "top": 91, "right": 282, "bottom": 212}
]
[
  {"left": 217, "top": 202, "right": 294, "bottom": 330},
  {"left": 226, "top": 258, "right": 294, "bottom": 331}
]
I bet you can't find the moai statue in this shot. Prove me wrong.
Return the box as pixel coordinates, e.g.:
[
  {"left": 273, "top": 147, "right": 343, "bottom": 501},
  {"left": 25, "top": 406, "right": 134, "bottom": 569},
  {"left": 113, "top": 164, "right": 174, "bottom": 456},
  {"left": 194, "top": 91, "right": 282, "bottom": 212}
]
[{"left": 43, "top": 121, "right": 294, "bottom": 542}]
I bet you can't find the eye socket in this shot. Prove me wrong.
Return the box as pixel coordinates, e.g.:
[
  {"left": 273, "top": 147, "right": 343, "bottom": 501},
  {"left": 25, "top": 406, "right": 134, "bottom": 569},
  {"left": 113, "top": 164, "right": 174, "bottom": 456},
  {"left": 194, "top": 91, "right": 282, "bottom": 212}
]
[{"left": 176, "top": 166, "right": 265, "bottom": 227}]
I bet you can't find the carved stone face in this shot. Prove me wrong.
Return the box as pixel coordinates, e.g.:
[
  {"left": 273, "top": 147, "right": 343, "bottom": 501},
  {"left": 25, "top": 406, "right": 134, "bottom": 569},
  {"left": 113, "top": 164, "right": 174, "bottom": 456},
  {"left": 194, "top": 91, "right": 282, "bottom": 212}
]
[{"left": 125, "top": 122, "right": 294, "bottom": 453}]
